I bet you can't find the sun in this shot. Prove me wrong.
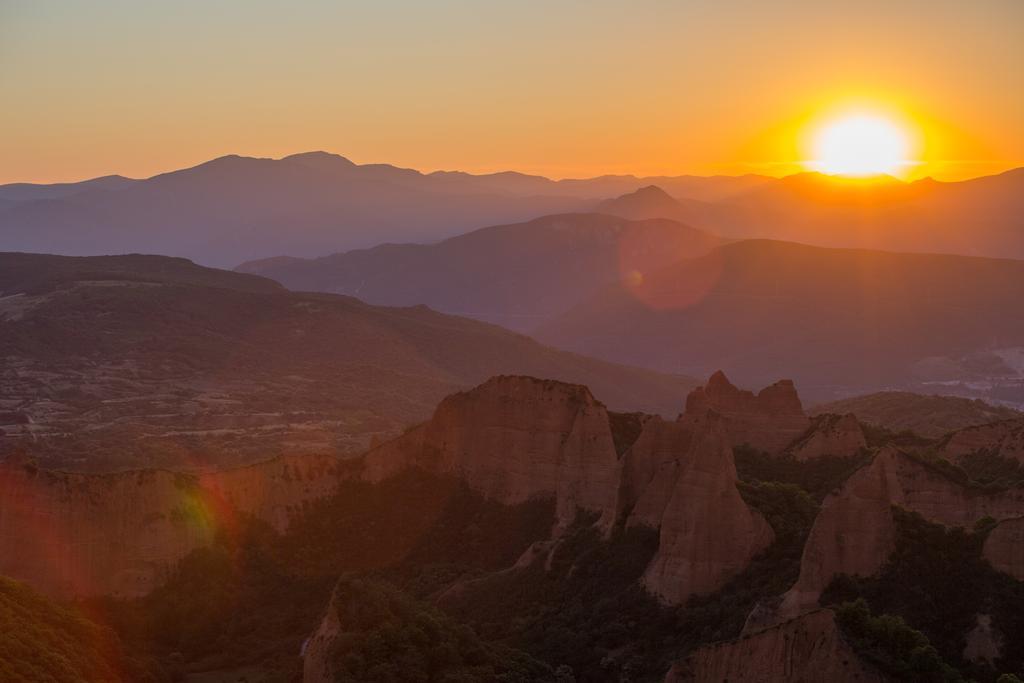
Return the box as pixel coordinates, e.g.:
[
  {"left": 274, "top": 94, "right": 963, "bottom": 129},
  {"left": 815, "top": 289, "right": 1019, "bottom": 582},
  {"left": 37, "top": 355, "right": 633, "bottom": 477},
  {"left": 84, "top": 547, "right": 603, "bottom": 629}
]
[{"left": 809, "top": 114, "right": 911, "bottom": 177}]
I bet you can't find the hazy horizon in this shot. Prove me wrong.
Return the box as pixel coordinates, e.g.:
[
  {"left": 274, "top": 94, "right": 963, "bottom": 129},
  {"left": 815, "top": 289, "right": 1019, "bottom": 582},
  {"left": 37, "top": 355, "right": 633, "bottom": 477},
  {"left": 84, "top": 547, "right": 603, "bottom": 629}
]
[
  {"left": 2, "top": 0, "right": 1022, "bottom": 184},
  {"left": 2, "top": 148, "right": 1020, "bottom": 187}
]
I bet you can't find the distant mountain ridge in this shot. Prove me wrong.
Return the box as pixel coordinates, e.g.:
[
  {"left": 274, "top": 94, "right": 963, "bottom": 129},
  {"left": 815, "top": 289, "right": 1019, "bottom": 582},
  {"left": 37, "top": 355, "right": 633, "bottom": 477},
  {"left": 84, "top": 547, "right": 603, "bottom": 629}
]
[
  {"left": 4, "top": 151, "right": 1020, "bottom": 266},
  {"left": 0, "top": 152, "right": 764, "bottom": 267},
  {"left": 238, "top": 213, "right": 724, "bottom": 331},
  {"left": 534, "top": 238, "right": 1024, "bottom": 400}
]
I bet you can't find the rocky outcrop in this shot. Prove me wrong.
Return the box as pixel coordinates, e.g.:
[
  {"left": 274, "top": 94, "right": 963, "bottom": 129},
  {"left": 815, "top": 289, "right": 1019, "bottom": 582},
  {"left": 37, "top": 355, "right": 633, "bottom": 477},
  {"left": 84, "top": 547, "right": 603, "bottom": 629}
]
[
  {"left": 786, "top": 413, "right": 867, "bottom": 460},
  {"left": 682, "top": 371, "right": 810, "bottom": 453},
  {"left": 774, "top": 448, "right": 1024, "bottom": 622},
  {"left": 941, "top": 418, "right": 1024, "bottom": 464},
  {"left": 635, "top": 413, "right": 774, "bottom": 603},
  {"left": 0, "top": 373, "right": 791, "bottom": 603},
  {"left": 983, "top": 515, "right": 1024, "bottom": 580},
  {"left": 0, "top": 454, "right": 350, "bottom": 598},
  {"left": 364, "top": 376, "right": 621, "bottom": 526},
  {"left": 367, "top": 375, "right": 774, "bottom": 603},
  {"left": 666, "top": 609, "right": 888, "bottom": 683}
]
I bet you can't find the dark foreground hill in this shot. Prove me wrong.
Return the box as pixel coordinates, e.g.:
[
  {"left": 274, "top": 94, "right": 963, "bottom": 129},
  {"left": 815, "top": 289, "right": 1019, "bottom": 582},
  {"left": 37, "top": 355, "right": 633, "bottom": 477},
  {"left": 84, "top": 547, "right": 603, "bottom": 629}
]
[{"left": 0, "top": 252, "right": 694, "bottom": 470}]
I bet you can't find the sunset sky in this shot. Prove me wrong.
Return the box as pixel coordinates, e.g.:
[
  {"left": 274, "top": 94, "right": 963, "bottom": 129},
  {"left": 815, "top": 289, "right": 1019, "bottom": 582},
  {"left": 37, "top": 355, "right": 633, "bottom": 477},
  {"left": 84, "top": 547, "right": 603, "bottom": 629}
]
[{"left": 2, "top": 0, "right": 1022, "bottom": 184}]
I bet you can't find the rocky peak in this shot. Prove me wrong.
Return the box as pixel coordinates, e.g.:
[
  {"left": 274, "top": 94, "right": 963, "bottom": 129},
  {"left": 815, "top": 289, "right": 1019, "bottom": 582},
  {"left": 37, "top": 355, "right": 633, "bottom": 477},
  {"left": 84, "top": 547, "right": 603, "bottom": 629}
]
[{"left": 681, "top": 371, "right": 810, "bottom": 453}]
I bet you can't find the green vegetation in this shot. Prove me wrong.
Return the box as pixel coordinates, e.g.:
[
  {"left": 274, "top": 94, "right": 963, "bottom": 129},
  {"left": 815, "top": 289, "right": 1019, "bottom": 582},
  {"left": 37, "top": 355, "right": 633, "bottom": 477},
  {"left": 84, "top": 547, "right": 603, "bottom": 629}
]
[
  {"left": 956, "top": 450, "right": 1024, "bottom": 488},
  {"left": 437, "top": 478, "right": 822, "bottom": 681},
  {"left": 835, "top": 598, "right": 964, "bottom": 682},
  {"left": 325, "top": 577, "right": 553, "bottom": 682},
  {"left": 824, "top": 507, "right": 1024, "bottom": 682},
  {"left": 0, "top": 575, "right": 153, "bottom": 682},
  {"left": 97, "top": 436, "right": 1022, "bottom": 682},
  {"left": 734, "top": 444, "right": 870, "bottom": 500}
]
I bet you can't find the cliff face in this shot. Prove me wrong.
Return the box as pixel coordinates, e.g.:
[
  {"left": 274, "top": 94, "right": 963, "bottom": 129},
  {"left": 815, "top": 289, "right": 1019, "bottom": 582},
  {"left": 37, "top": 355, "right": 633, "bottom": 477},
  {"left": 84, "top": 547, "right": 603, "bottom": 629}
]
[
  {"left": 1, "top": 373, "right": 798, "bottom": 604},
  {"left": 366, "top": 375, "right": 774, "bottom": 603},
  {"left": 666, "top": 609, "right": 888, "bottom": 683},
  {"left": 983, "top": 516, "right": 1024, "bottom": 580},
  {"left": 0, "top": 454, "right": 350, "bottom": 598},
  {"left": 776, "top": 448, "right": 1024, "bottom": 621},
  {"left": 634, "top": 413, "right": 774, "bottom": 603},
  {"left": 363, "top": 376, "right": 620, "bottom": 525},
  {"left": 681, "top": 371, "right": 809, "bottom": 453},
  {"left": 941, "top": 418, "right": 1024, "bottom": 464}
]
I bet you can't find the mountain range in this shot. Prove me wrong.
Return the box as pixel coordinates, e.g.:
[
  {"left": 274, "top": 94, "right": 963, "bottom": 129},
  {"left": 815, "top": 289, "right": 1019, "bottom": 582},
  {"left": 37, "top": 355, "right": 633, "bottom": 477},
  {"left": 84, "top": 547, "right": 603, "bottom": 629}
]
[
  {"left": 2, "top": 152, "right": 1022, "bottom": 267},
  {"left": 599, "top": 170, "right": 1024, "bottom": 259},
  {"left": 535, "top": 238, "right": 1024, "bottom": 399},
  {"left": 241, "top": 215, "right": 1024, "bottom": 402},
  {"left": 238, "top": 213, "right": 724, "bottom": 331}
]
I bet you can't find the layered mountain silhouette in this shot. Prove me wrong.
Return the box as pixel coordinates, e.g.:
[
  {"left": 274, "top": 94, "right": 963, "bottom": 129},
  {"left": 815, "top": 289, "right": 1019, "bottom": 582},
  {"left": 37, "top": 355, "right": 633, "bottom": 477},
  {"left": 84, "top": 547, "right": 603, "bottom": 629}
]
[
  {"left": 238, "top": 213, "right": 724, "bottom": 331},
  {"left": 4, "top": 152, "right": 1020, "bottom": 267},
  {"left": 0, "top": 252, "right": 694, "bottom": 471},
  {"left": 534, "top": 239, "right": 1024, "bottom": 398},
  {"left": 596, "top": 170, "right": 1024, "bottom": 259},
  {"left": 0, "top": 154, "right": 760, "bottom": 267}
]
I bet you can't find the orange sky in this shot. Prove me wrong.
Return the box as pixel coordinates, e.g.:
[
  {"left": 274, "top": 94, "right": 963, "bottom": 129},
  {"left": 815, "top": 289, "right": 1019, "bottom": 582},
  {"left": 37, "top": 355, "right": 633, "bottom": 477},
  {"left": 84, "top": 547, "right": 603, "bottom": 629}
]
[{"left": 1, "top": 1, "right": 1022, "bottom": 184}]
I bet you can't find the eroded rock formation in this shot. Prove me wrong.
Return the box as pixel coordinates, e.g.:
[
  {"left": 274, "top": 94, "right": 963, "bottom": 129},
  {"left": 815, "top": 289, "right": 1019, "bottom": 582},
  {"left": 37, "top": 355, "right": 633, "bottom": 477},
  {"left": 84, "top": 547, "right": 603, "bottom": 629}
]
[
  {"left": 630, "top": 413, "right": 774, "bottom": 603},
  {"left": 774, "top": 448, "right": 1024, "bottom": 622},
  {"left": 367, "top": 375, "right": 774, "bottom": 603},
  {"left": 666, "top": 609, "right": 887, "bottom": 683},
  {"left": 681, "top": 371, "right": 810, "bottom": 453},
  {"left": 363, "top": 375, "right": 620, "bottom": 525},
  {"left": 0, "top": 372, "right": 801, "bottom": 603}
]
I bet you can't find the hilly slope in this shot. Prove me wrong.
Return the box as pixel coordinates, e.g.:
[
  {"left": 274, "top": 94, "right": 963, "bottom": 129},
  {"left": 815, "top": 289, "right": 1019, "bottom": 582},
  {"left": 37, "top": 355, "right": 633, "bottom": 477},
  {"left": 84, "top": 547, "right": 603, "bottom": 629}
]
[
  {"left": 238, "top": 213, "right": 724, "bottom": 332},
  {"left": 812, "top": 392, "right": 1022, "bottom": 437},
  {"left": 0, "top": 252, "right": 695, "bottom": 471},
  {"left": 536, "top": 239, "right": 1024, "bottom": 401}
]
